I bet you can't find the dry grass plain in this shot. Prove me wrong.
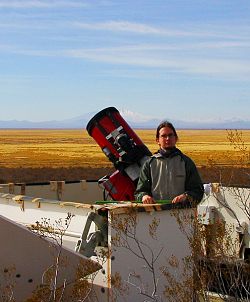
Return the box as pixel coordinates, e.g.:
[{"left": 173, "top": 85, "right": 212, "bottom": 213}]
[{"left": 0, "top": 129, "right": 249, "bottom": 184}]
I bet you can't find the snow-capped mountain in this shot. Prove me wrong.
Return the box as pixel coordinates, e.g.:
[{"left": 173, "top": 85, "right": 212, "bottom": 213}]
[
  {"left": 119, "top": 109, "right": 153, "bottom": 123},
  {"left": 0, "top": 109, "right": 249, "bottom": 129}
]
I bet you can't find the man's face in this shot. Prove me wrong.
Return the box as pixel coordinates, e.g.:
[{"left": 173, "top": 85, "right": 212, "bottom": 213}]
[{"left": 156, "top": 126, "right": 177, "bottom": 149}]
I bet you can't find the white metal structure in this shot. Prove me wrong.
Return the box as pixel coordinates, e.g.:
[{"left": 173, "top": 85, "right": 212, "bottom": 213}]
[{"left": 0, "top": 180, "right": 249, "bottom": 301}]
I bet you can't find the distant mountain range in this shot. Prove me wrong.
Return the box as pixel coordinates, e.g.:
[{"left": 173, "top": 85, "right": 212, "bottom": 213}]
[{"left": 0, "top": 109, "right": 249, "bottom": 129}]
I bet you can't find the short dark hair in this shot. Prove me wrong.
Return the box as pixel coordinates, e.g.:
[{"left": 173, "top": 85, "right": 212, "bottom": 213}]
[{"left": 156, "top": 121, "right": 178, "bottom": 139}]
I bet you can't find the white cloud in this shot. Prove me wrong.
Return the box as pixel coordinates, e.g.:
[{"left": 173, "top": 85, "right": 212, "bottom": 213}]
[
  {"left": 3, "top": 43, "right": 249, "bottom": 80},
  {"left": 62, "top": 45, "right": 250, "bottom": 75},
  {"left": 73, "top": 21, "right": 207, "bottom": 37},
  {"left": 73, "top": 21, "right": 250, "bottom": 41},
  {"left": 0, "top": 0, "right": 89, "bottom": 8}
]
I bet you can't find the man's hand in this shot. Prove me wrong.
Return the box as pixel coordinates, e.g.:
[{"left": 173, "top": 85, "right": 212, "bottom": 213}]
[
  {"left": 172, "top": 193, "right": 188, "bottom": 204},
  {"left": 142, "top": 195, "right": 155, "bottom": 204}
]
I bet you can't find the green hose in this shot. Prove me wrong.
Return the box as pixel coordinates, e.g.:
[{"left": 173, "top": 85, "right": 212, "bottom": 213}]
[{"left": 95, "top": 200, "right": 171, "bottom": 205}]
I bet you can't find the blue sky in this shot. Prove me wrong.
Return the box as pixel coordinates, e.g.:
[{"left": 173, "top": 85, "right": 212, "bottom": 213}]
[{"left": 0, "top": 0, "right": 250, "bottom": 122}]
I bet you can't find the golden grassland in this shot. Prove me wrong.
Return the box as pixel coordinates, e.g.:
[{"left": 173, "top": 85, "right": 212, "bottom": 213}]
[{"left": 0, "top": 128, "right": 249, "bottom": 169}]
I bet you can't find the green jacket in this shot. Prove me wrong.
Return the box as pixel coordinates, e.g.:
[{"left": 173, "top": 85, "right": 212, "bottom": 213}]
[{"left": 135, "top": 147, "right": 204, "bottom": 203}]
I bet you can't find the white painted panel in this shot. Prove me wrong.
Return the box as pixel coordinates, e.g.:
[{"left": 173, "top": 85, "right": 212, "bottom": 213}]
[{"left": 0, "top": 215, "right": 101, "bottom": 302}]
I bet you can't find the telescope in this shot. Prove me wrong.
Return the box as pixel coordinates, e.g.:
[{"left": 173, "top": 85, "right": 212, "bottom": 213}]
[{"left": 86, "top": 107, "right": 152, "bottom": 201}]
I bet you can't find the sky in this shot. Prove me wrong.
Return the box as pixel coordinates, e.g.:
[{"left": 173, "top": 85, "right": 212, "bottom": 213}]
[{"left": 0, "top": 0, "right": 250, "bottom": 123}]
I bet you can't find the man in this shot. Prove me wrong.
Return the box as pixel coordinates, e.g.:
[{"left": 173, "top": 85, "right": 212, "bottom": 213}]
[{"left": 135, "top": 121, "right": 204, "bottom": 204}]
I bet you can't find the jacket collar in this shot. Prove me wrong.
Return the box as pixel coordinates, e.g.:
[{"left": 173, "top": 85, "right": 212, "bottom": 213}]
[{"left": 154, "top": 147, "right": 182, "bottom": 158}]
